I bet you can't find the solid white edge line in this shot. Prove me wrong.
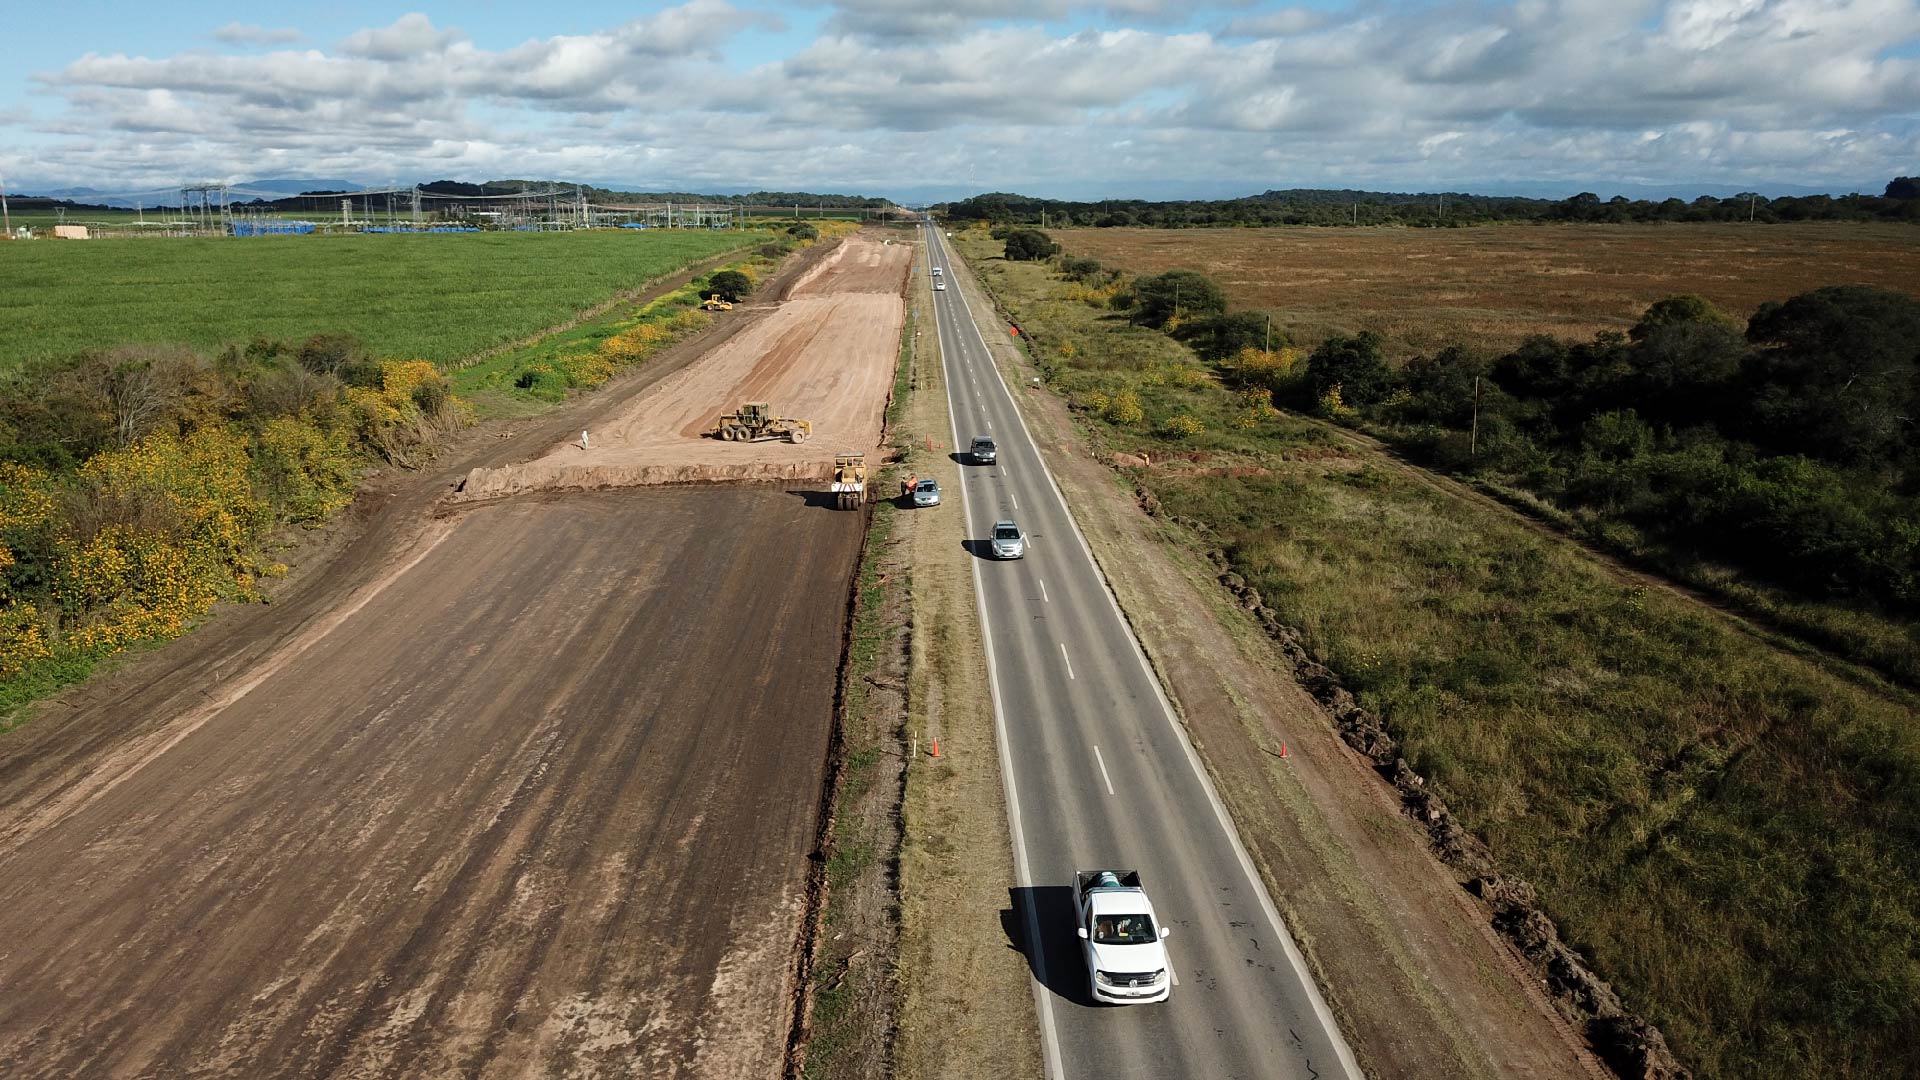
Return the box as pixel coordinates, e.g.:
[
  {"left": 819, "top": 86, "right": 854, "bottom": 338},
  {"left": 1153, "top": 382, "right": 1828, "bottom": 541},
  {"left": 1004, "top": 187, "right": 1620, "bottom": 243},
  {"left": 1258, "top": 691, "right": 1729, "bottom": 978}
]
[
  {"left": 940, "top": 224, "right": 1365, "bottom": 1080},
  {"left": 1092, "top": 744, "right": 1115, "bottom": 796},
  {"left": 1059, "top": 641, "right": 1075, "bottom": 680},
  {"left": 930, "top": 227, "right": 1068, "bottom": 1080}
]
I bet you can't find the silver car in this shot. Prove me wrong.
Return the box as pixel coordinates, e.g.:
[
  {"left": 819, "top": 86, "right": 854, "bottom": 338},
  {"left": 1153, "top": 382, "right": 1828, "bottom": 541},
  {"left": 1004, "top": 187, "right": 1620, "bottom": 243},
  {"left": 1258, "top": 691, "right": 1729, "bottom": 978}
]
[
  {"left": 989, "top": 520, "right": 1025, "bottom": 559},
  {"left": 912, "top": 478, "right": 942, "bottom": 507}
]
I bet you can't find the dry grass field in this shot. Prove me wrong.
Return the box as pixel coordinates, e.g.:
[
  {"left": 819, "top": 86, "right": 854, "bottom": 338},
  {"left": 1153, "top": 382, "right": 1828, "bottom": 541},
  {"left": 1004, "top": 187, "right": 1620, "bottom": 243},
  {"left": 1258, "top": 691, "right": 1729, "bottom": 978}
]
[{"left": 1056, "top": 223, "right": 1920, "bottom": 356}]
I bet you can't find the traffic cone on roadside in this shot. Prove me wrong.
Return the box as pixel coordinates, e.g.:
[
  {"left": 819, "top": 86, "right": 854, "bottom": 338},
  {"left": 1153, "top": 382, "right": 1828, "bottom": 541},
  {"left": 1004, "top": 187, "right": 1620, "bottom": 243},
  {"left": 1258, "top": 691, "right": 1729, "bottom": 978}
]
[
  {"left": 1280, "top": 742, "right": 1288, "bottom": 758},
  {"left": 930, "top": 738, "right": 941, "bottom": 758}
]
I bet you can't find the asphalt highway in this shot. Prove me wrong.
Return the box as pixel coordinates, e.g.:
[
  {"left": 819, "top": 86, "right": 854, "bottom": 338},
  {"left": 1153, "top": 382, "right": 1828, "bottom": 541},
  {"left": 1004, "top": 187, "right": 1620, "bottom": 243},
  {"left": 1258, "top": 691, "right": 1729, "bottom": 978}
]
[{"left": 923, "top": 220, "right": 1364, "bottom": 1080}]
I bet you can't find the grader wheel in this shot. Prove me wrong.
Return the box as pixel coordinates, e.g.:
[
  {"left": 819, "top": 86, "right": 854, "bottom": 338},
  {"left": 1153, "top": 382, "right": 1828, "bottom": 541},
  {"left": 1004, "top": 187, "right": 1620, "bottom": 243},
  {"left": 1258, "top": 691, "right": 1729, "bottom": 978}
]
[{"left": 789, "top": 428, "right": 809, "bottom": 444}]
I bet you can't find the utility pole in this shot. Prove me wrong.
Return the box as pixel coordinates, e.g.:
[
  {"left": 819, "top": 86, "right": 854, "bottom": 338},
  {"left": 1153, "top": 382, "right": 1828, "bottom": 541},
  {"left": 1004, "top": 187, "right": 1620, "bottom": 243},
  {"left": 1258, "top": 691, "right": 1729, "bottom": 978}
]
[
  {"left": 2, "top": 173, "right": 13, "bottom": 238},
  {"left": 1749, "top": 192, "right": 1756, "bottom": 222},
  {"left": 1265, "top": 313, "right": 1272, "bottom": 355},
  {"left": 1470, "top": 375, "right": 1482, "bottom": 458}
]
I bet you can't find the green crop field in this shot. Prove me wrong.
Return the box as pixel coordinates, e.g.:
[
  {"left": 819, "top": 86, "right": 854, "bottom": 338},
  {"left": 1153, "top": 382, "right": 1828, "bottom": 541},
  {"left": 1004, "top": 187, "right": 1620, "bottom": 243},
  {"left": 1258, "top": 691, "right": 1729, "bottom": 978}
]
[{"left": 0, "top": 229, "right": 758, "bottom": 370}]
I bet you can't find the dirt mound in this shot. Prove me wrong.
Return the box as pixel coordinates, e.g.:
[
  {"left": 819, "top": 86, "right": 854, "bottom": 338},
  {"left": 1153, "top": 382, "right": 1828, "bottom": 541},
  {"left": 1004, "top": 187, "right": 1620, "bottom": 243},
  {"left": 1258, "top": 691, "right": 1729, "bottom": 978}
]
[{"left": 454, "top": 239, "right": 912, "bottom": 504}]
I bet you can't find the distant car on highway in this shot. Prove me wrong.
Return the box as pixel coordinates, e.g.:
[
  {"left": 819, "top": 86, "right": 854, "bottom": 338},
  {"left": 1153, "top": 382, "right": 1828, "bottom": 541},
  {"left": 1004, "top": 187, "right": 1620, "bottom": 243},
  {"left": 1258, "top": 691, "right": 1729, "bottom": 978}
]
[
  {"left": 970, "top": 435, "right": 997, "bottom": 464},
  {"left": 934, "top": 281, "right": 947, "bottom": 291},
  {"left": 912, "top": 478, "right": 941, "bottom": 507},
  {"left": 989, "top": 520, "right": 1025, "bottom": 559},
  {"left": 1073, "top": 869, "right": 1172, "bottom": 1004}
]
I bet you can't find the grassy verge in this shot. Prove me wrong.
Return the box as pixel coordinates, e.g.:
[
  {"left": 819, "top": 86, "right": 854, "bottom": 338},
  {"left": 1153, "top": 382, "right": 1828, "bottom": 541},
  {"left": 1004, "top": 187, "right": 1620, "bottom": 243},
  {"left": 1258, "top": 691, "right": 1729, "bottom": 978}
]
[{"left": 951, "top": 228, "right": 1920, "bottom": 1080}]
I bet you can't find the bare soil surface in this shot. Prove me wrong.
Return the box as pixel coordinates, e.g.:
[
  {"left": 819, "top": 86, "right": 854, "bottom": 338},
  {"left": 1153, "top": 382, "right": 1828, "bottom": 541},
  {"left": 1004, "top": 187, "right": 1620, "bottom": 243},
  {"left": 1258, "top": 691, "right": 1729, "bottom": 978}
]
[
  {"left": 456, "top": 239, "right": 913, "bottom": 500},
  {"left": 1058, "top": 222, "right": 1920, "bottom": 356},
  {"left": 946, "top": 244, "right": 1607, "bottom": 1079},
  {"left": 0, "top": 236, "right": 883, "bottom": 1079}
]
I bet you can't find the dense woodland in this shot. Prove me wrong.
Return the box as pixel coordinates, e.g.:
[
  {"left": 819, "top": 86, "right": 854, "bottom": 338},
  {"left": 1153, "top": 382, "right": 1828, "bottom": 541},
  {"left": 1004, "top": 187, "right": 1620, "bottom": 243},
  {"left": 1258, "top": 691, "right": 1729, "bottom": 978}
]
[
  {"left": 1121, "top": 266, "right": 1920, "bottom": 627},
  {"left": 943, "top": 179, "right": 1920, "bottom": 227}
]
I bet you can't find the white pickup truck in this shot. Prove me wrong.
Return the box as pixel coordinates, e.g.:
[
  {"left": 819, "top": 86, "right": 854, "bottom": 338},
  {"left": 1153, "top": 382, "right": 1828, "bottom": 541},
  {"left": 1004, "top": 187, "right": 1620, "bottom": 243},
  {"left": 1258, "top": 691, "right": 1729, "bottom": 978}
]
[{"left": 1072, "top": 869, "right": 1172, "bottom": 1004}]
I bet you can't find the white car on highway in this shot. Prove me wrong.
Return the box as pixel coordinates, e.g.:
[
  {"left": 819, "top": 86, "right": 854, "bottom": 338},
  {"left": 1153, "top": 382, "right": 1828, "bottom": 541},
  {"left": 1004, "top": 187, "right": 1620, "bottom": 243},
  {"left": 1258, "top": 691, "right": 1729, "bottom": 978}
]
[
  {"left": 1073, "top": 870, "right": 1172, "bottom": 1004},
  {"left": 989, "top": 520, "right": 1025, "bottom": 559}
]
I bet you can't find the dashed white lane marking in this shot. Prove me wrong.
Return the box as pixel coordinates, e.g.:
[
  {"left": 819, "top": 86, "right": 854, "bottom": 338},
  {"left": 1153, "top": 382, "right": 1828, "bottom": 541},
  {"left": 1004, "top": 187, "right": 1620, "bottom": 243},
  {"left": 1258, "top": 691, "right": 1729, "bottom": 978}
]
[
  {"left": 1060, "top": 642, "right": 1075, "bottom": 680},
  {"left": 1093, "top": 744, "right": 1115, "bottom": 795},
  {"left": 1039, "top": 579, "right": 1049, "bottom": 603},
  {"left": 1010, "top": 491, "right": 1019, "bottom": 510}
]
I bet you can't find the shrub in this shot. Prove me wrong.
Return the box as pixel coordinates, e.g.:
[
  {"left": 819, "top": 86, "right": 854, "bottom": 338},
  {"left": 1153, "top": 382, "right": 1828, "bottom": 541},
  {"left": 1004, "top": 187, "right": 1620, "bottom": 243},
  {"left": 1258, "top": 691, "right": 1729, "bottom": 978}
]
[
  {"left": 1004, "top": 229, "right": 1059, "bottom": 261},
  {"left": 1133, "top": 270, "right": 1226, "bottom": 328},
  {"left": 709, "top": 270, "right": 753, "bottom": 302},
  {"left": 514, "top": 364, "right": 569, "bottom": 401},
  {"left": 1306, "top": 332, "right": 1395, "bottom": 405},
  {"left": 1106, "top": 391, "right": 1145, "bottom": 425},
  {"left": 1160, "top": 414, "right": 1205, "bottom": 438}
]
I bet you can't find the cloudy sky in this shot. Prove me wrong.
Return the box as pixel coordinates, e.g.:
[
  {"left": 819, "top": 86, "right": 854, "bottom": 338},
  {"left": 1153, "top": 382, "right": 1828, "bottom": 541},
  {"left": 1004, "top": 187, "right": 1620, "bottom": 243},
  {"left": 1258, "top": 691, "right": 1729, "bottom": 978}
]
[{"left": 3, "top": 0, "right": 1917, "bottom": 200}]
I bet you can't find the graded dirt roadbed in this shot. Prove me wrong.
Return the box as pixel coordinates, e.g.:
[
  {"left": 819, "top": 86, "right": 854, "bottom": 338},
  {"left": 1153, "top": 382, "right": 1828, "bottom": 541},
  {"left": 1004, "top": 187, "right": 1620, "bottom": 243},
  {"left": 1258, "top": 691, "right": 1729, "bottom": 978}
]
[
  {"left": 0, "top": 487, "right": 860, "bottom": 1078},
  {"left": 457, "top": 238, "right": 912, "bottom": 500}
]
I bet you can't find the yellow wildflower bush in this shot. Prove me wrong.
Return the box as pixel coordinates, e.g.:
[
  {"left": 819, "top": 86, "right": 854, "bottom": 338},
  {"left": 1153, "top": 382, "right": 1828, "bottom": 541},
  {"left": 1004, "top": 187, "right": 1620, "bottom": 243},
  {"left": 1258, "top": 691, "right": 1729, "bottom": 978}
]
[
  {"left": 1079, "top": 390, "right": 1111, "bottom": 414},
  {"left": 1105, "top": 390, "right": 1145, "bottom": 425},
  {"left": 664, "top": 308, "right": 713, "bottom": 334},
  {"left": 1161, "top": 414, "right": 1205, "bottom": 438},
  {"left": 556, "top": 352, "right": 615, "bottom": 388},
  {"left": 252, "top": 416, "right": 359, "bottom": 523},
  {"left": 0, "top": 463, "right": 56, "bottom": 533},
  {"left": 0, "top": 601, "right": 52, "bottom": 679}
]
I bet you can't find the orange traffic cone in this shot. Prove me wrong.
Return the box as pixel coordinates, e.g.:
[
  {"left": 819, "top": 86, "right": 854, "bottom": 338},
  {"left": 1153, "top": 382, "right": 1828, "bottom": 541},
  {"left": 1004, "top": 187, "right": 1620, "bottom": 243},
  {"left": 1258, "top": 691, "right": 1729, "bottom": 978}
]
[{"left": 930, "top": 738, "right": 941, "bottom": 758}]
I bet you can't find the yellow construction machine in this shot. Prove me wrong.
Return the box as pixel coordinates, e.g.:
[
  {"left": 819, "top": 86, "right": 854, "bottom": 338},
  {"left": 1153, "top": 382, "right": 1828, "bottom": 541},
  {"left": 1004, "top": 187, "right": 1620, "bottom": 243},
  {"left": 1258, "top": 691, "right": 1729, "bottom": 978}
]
[
  {"left": 830, "top": 453, "right": 868, "bottom": 510},
  {"left": 711, "top": 401, "right": 812, "bottom": 443},
  {"left": 700, "top": 295, "right": 733, "bottom": 311}
]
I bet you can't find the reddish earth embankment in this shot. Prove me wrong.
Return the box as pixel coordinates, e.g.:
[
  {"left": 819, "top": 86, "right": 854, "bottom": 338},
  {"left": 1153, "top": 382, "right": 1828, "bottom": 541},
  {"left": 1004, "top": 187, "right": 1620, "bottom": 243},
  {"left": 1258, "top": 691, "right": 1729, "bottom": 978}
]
[
  {"left": 455, "top": 238, "right": 913, "bottom": 501},
  {"left": 0, "top": 487, "right": 861, "bottom": 1078}
]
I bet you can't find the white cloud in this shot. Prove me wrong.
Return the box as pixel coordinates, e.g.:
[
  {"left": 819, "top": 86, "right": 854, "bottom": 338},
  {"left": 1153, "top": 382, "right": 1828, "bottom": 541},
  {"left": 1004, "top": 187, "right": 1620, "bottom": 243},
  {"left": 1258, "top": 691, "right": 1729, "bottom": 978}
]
[
  {"left": 213, "top": 23, "right": 303, "bottom": 47},
  {"left": 10, "top": 0, "right": 1920, "bottom": 195},
  {"left": 339, "top": 14, "right": 469, "bottom": 61}
]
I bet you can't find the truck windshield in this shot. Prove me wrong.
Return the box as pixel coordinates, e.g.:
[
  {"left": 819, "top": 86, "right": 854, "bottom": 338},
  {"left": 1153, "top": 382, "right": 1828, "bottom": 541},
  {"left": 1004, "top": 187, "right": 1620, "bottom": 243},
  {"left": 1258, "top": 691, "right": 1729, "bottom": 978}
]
[{"left": 1091, "top": 914, "right": 1158, "bottom": 945}]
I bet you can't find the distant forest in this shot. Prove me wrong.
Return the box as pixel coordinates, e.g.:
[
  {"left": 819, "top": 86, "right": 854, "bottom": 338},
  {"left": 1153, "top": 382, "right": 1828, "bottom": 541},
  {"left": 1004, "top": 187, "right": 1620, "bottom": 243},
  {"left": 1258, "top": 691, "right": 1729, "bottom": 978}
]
[{"left": 940, "top": 179, "right": 1920, "bottom": 227}]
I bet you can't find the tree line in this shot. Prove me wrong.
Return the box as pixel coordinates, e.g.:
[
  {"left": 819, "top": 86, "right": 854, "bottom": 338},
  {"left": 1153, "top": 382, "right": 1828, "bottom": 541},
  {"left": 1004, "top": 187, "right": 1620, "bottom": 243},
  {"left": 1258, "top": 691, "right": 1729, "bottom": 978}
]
[
  {"left": 943, "top": 180, "right": 1920, "bottom": 228},
  {"left": 1002, "top": 224, "right": 1920, "bottom": 621}
]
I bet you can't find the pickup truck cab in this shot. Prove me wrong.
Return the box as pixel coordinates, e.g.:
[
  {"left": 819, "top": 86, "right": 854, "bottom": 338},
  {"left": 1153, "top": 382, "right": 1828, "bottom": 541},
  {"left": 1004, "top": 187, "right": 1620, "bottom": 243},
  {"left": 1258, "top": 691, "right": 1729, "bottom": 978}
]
[{"left": 1073, "top": 870, "right": 1172, "bottom": 1004}]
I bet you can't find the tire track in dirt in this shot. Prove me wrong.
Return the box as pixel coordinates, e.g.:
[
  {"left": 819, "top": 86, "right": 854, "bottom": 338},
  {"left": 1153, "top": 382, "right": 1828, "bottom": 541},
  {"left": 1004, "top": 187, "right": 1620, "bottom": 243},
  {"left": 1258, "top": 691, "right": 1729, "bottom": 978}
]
[{"left": 0, "top": 488, "right": 863, "bottom": 1079}]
